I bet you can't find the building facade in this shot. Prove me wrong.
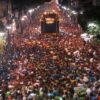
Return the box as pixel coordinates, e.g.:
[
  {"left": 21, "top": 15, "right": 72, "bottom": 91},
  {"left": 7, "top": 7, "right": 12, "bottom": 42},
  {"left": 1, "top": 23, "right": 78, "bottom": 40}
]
[
  {"left": 0, "top": 0, "right": 7, "bottom": 18},
  {"left": 93, "top": 0, "right": 100, "bottom": 6},
  {"left": 0, "top": 0, "right": 12, "bottom": 18}
]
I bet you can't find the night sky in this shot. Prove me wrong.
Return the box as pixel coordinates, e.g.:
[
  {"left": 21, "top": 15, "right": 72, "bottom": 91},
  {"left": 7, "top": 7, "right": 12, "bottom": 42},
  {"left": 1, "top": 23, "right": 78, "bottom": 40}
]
[
  {"left": 11, "top": 0, "right": 100, "bottom": 22},
  {"left": 12, "top": 0, "right": 55, "bottom": 10},
  {"left": 12, "top": 0, "right": 68, "bottom": 11},
  {"left": 12, "top": 0, "right": 51, "bottom": 6}
]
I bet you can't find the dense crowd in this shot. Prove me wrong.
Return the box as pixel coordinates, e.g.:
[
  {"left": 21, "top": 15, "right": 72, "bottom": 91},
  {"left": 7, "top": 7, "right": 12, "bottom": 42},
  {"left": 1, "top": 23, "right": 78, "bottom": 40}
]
[
  {"left": 0, "top": 30, "right": 100, "bottom": 100},
  {"left": 0, "top": 0, "right": 100, "bottom": 100}
]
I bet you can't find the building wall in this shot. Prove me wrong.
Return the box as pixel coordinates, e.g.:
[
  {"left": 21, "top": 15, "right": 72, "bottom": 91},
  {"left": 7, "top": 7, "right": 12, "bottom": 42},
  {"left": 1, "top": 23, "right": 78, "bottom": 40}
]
[
  {"left": 0, "top": 0, "right": 7, "bottom": 18},
  {"left": 93, "top": 0, "right": 100, "bottom": 6}
]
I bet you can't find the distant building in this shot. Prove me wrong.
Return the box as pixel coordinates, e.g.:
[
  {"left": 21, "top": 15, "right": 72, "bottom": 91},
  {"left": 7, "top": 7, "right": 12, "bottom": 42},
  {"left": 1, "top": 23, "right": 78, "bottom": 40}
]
[
  {"left": 0, "top": 0, "right": 7, "bottom": 18},
  {"left": 57, "top": 0, "right": 99, "bottom": 18},
  {"left": 63, "top": 0, "right": 100, "bottom": 11},
  {"left": 93, "top": 0, "right": 100, "bottom": 6},
  {"left": 0, "top": 0, "right": 12, "bottom": 18}
]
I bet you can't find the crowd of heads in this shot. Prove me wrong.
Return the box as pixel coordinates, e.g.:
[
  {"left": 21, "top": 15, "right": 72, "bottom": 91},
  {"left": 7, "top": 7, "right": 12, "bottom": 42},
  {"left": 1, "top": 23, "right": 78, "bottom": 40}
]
[
  {"left": 0, "top": 27, "right": 100, "bottom": 100},
  {"left": 0, "top": 1, "right": 100, "bottom": 100}
]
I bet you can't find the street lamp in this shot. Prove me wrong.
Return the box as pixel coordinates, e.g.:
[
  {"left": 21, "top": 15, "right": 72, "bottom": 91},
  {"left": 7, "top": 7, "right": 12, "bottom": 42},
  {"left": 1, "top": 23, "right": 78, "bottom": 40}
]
[
  {"left": 62, "top": 6, "right": 67, "bottom": 10},
  {"left": 28, "top": 9, "right": 34, "bottom": 24},
  {"left": 28, "top": 9, "right": 35, "bottom": 25},
  {"left": 28, "top": 9, "right": 34, "bottom": 14},
  {"left": 71, "top": 10, "right": 78, "bottom": 24},
  {"left": 72, "top": 10, "right": 77, "bottom": 15},
  {"left": 21, "top": 15, "right": 27, "bottom": 21}
]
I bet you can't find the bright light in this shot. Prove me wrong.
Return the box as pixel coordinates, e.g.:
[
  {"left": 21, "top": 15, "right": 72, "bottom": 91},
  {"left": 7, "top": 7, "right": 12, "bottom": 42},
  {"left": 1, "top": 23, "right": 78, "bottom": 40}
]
[
  {"left": 21, "top": 17, "right": 25, "bottom": 21},
  {"left": 62, "top": 6, "right": 70, "bottom": 11},
  {"left": 80, "top": 11, "right": 83, "bottom": 14},
  {"left": 12, "top": 20, "right": 16, "bottom": 26},
  {"left": 28, "top": 9, "right": 34, "bottom": 14},
  {"left": 81, "top": 33, "right": 94, "bottom": 39},
  {"left": 12, "top": 22, "right": 16, "bottom": 32},
  {"left": 68, "top": 15, "right": 70, "bottom": 18},
  {"left": 81, "top": 33, "right": 88, "bottom": 37},
  {"left": 66, "top": 8, "right": 70, "bottom": 10},
  {"left": 37, "top": 6, "right": 40, "bottom": 9},
  {"left": 0, "top": 32, "right": 6, "bottom": 37},
  {"left": 72, "top": 11, "right": 77, "bottom": 15},
  {"left": 46, "top": 18, "right": 55, "bottom": 24},
  {"left": 6, "top": 26, "right": 12, "bottom": 30},
  {"left": 81, "top": 33, "right": 92, "bottom": 42},
  {"left": 12, "top": 22, "right": 15, "bottom": 26},
  {"left": 23, "top": 15, "right": 27, "bottom": 18},
  {"left": 88, "top": 23, "right": 97, "bottom": 27},
  {"left": 44, "top": 12, "right": 47, "bottom": 15},
  {"left": 21, "top": 15, "right": 27, "bottom": 21},
  {"left": 62, "top": 6, "right": 67, "bottom": 10},
  {"left": 56, "top": 0, "right": 59, "bottom": 4}
]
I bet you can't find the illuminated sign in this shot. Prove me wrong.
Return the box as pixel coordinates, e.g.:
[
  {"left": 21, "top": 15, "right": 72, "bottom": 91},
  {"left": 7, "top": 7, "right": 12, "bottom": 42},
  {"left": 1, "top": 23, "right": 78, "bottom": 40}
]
[{"left": 45, "top": 18, "right": 55, "bottom": 24}]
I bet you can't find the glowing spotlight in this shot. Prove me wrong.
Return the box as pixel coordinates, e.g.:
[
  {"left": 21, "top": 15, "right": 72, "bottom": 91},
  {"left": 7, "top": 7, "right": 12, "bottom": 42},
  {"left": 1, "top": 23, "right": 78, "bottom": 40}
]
[
  {"left": 0, "top": 32, "right": 6, "bottom": 37},
  {"left": 88, "top": 23, "right": 97, "bottom": 27},
  {"left": 66, "top": 8, "right": 70, "bottom": 10},
  {"left": 28, "top": 9, "right": 34, "bottom": 14},
  {"left": 72, "top": 11, "right": 77, "bottom": 15},
  {"left": 21, "top": 15, "right": 27, "bottom": 21},
  {"left": 62, "top": 6, "right": 67, "bottom": 10},
  {"left": 80, "top": 11, "right": 84, "bottom": 15},
  {"left": 6, "top": 25, "right": 12, "bottom": 30}
]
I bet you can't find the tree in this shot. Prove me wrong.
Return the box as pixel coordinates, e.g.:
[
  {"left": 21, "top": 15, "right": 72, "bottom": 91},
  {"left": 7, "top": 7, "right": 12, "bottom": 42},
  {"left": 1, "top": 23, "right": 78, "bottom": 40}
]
[
  {"left": 87, "top": 21, "right": 100, "bottom": 43},
  {"left": 87, "top": 21, "right": 100, "bottom": 35}
]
